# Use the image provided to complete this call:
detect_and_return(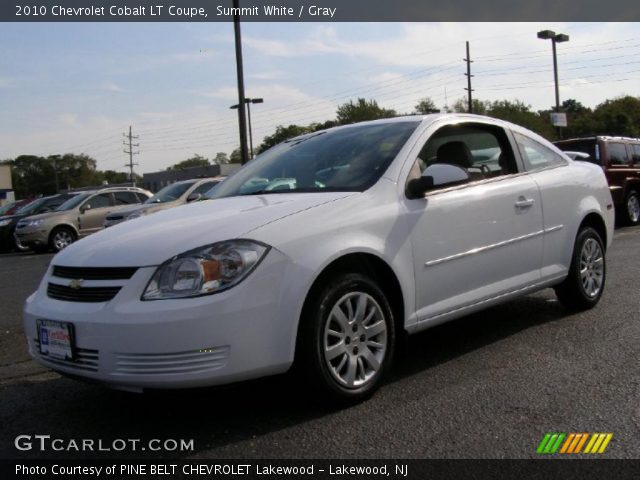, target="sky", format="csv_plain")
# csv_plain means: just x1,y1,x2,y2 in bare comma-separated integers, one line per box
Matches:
1,22,639,174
